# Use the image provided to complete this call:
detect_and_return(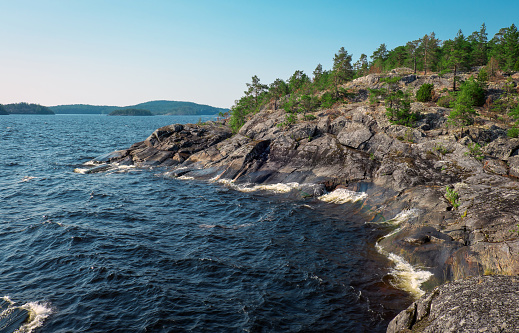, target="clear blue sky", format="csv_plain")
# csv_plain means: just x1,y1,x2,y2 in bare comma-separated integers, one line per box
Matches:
0,0,517,108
